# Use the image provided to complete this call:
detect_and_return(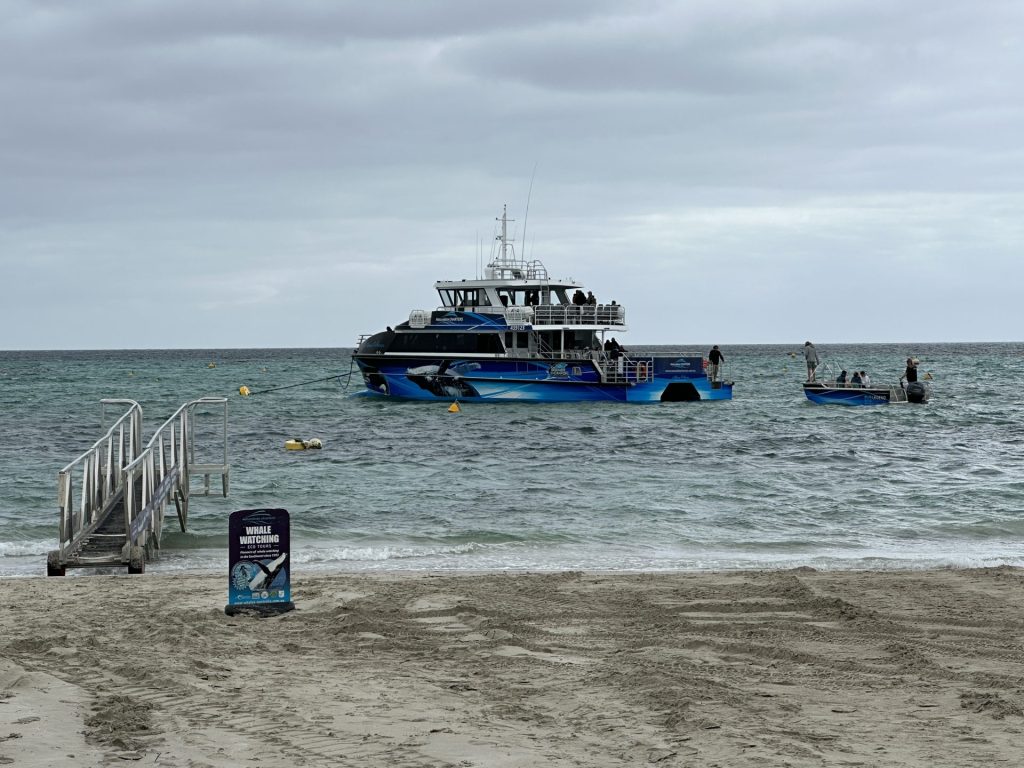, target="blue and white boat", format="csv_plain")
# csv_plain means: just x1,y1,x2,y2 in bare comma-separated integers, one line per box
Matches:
802,362,930,406
353,206,732,403
803,382,913,406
